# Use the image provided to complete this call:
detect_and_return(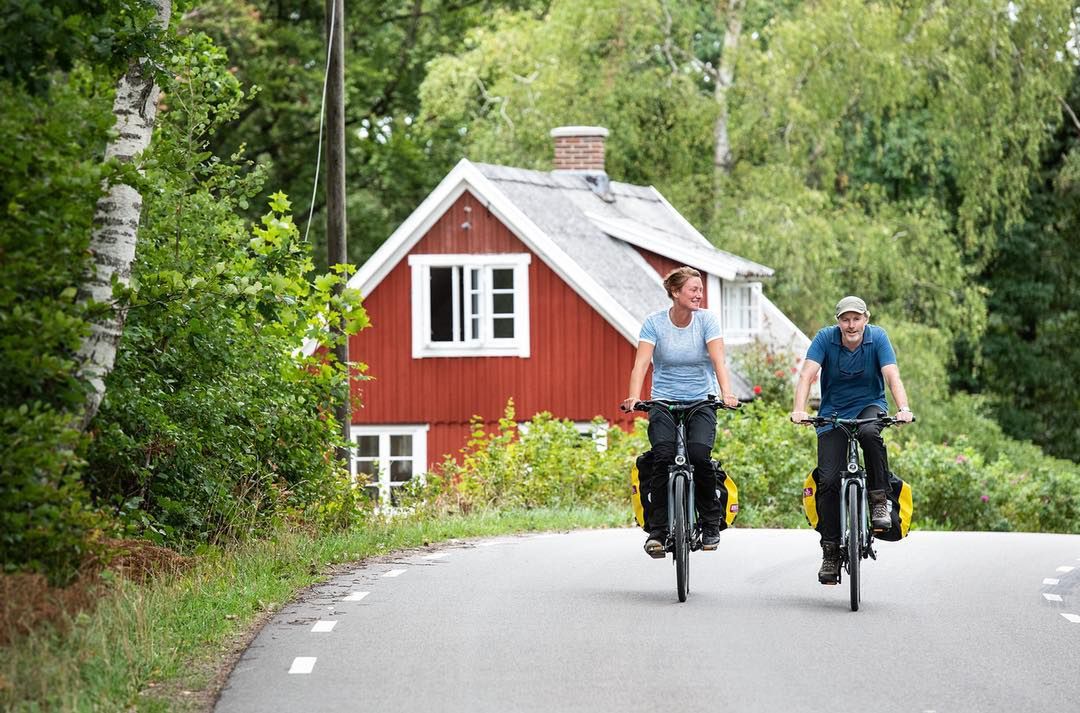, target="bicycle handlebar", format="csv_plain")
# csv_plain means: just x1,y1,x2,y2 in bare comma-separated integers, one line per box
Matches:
631,398,740,414
798,413,915,428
